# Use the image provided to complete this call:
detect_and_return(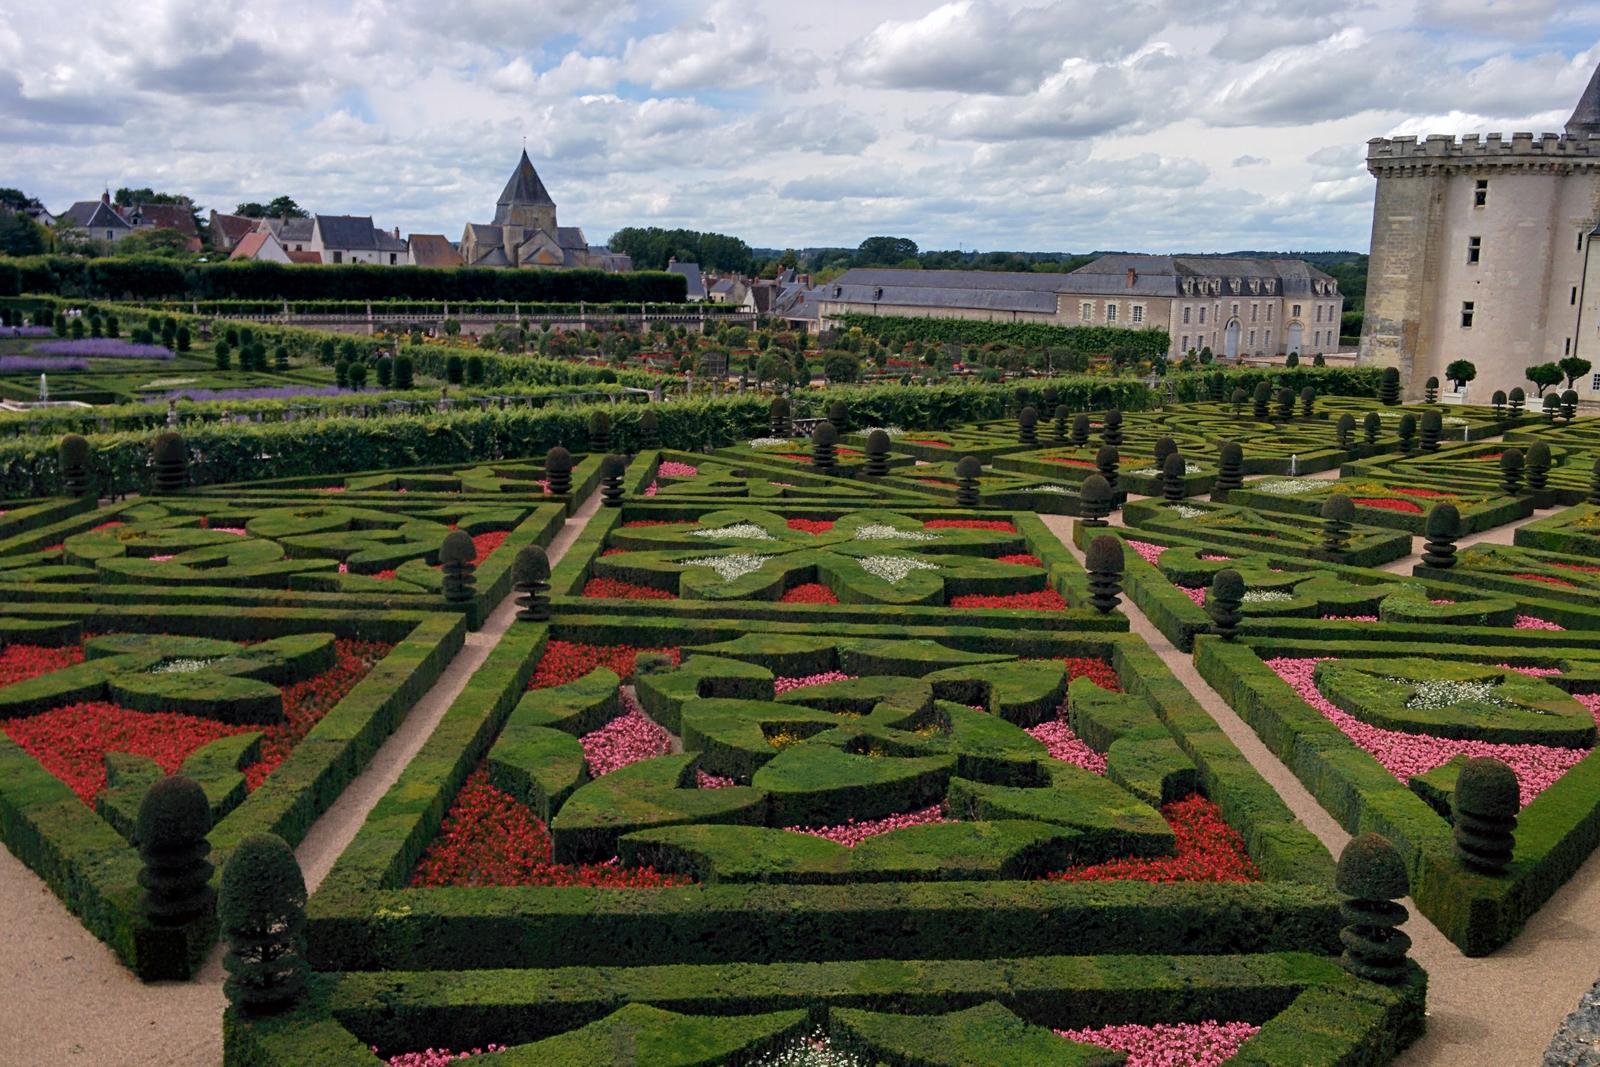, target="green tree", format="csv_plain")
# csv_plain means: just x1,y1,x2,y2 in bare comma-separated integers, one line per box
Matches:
1445,359,1477,390
1558,356,1592,390
0,211,45,256
235,196,307,219
823,351,861,384
755,351,791,387
1525,362,1563,398
855,236,919,265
